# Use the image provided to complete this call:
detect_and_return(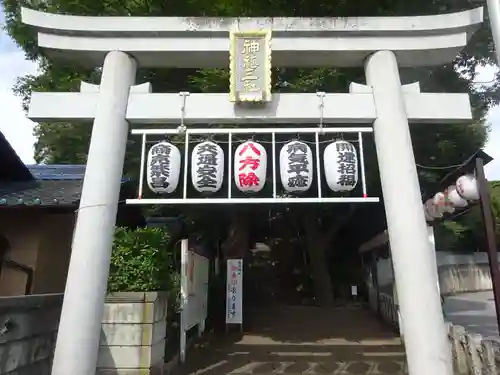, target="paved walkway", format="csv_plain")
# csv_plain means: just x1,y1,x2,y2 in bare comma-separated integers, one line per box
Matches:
443,291,500,339
175,306,406,375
